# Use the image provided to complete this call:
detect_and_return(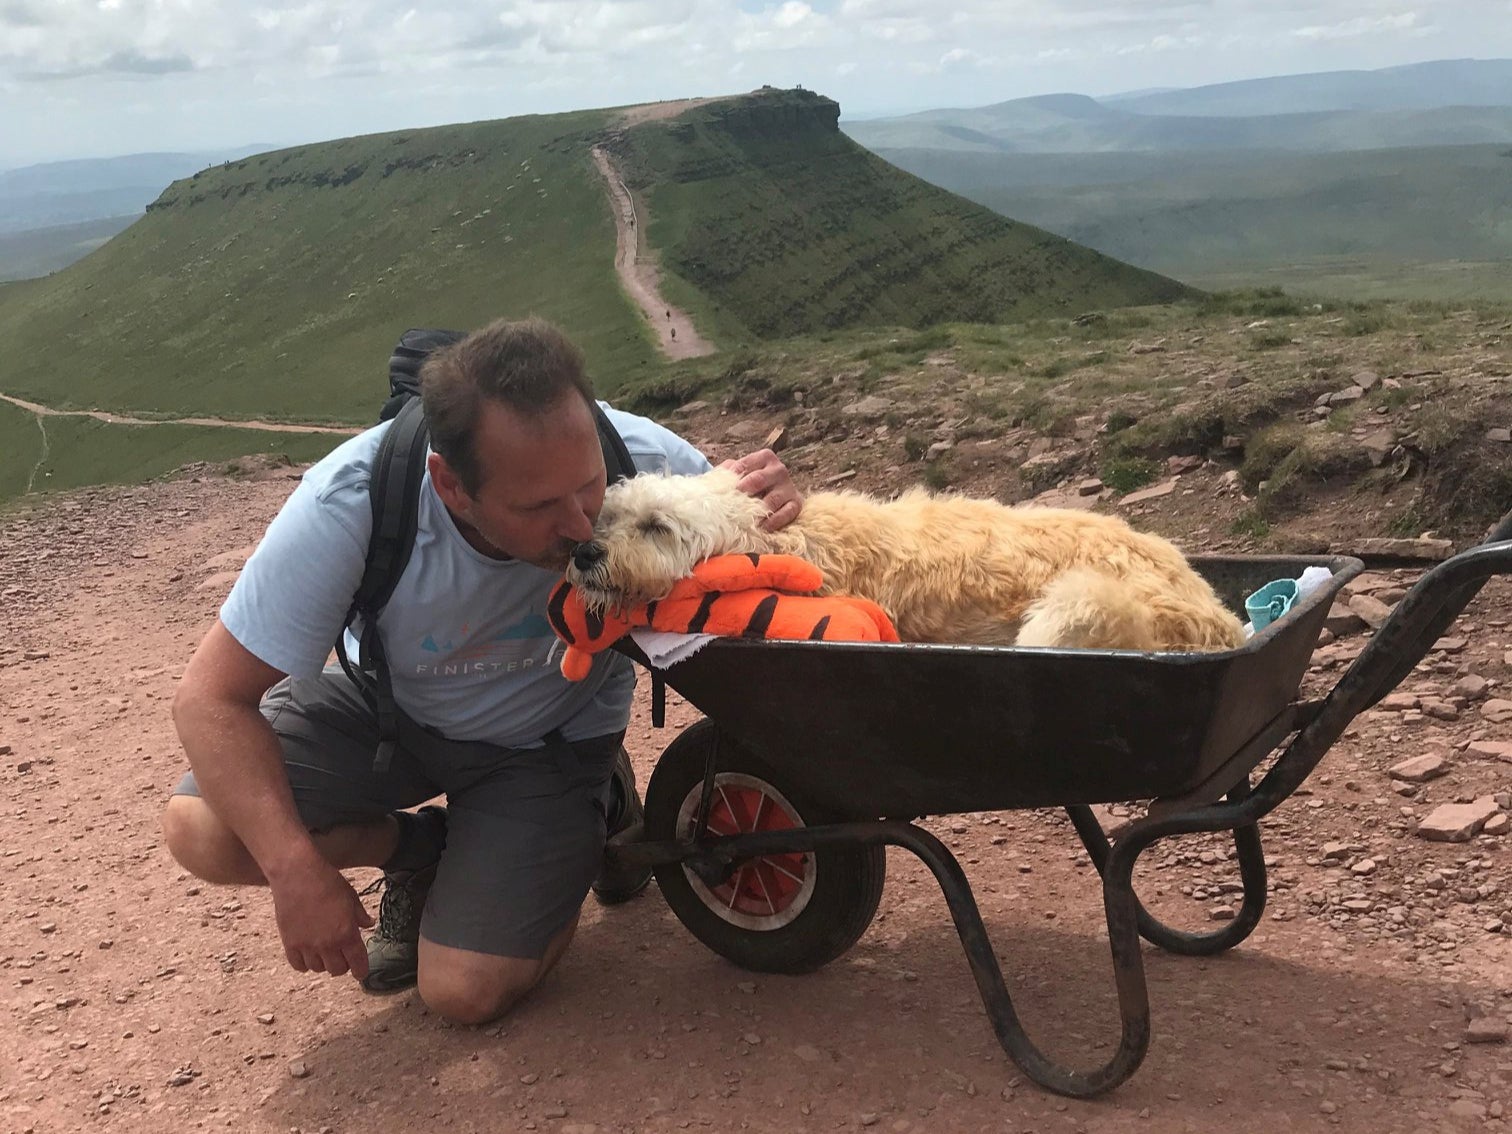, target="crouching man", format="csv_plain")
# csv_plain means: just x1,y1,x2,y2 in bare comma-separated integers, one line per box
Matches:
161,317,801,1024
